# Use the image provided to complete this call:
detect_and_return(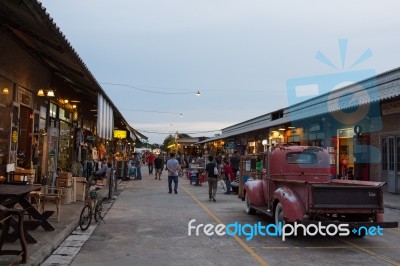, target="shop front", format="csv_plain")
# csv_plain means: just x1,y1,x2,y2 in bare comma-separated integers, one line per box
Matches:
0,77,14,176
